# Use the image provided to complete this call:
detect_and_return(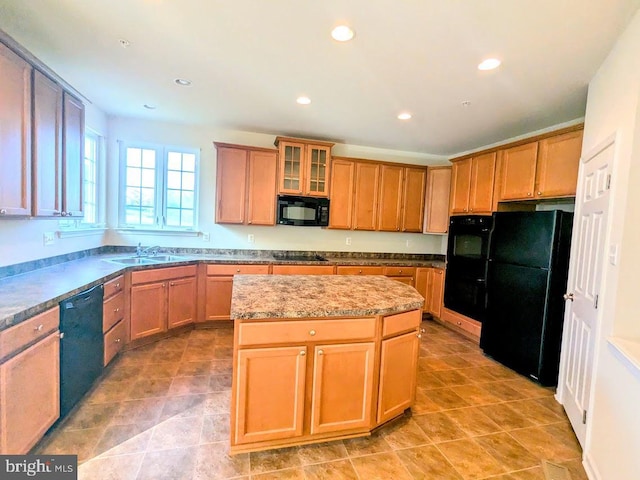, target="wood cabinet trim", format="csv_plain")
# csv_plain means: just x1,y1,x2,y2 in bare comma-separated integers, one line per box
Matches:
213,141,278,154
